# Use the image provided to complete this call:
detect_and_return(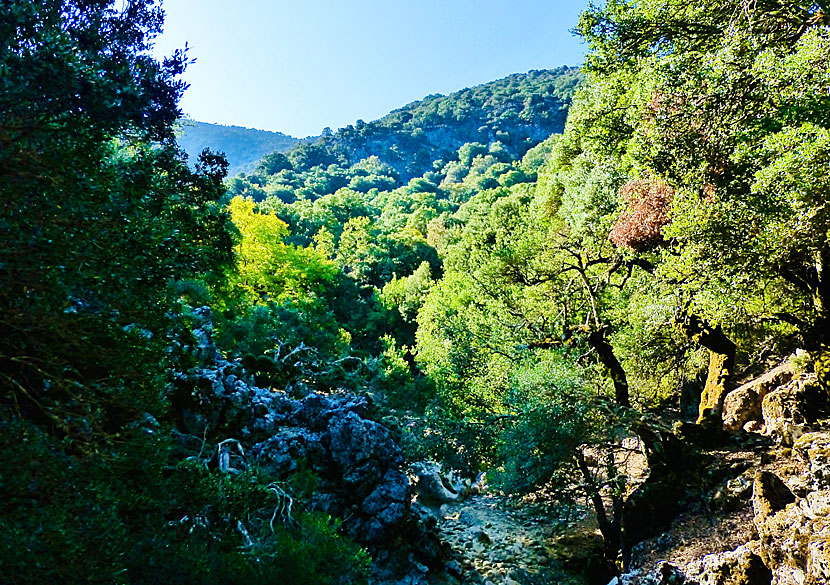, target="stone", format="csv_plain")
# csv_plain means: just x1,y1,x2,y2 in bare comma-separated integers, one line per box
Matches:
762,374,825,446
410,461,470,505
749,478,830,585
170,308,431,582
762,388,804,446
722,363,793,433
684,545,771,585
250,427,321,478
291,392,368,431
607,564,684,585
752,471,796,524
358,470,411,544
807,522,830,583
473,529,491,545
793,432,830,490
445,560,463,578
793,431,830,467
655,562,686,585
328,411,403,500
